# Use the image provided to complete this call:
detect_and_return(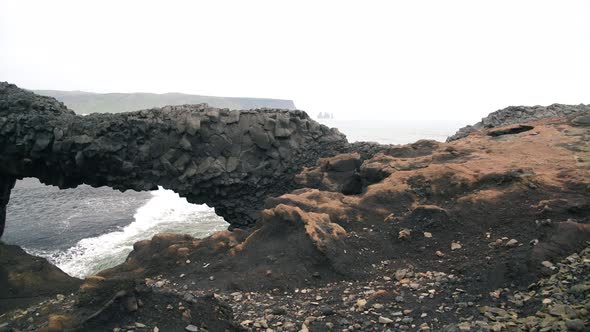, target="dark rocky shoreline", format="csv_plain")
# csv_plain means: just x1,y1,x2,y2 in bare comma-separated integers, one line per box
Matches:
1,84,589,331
